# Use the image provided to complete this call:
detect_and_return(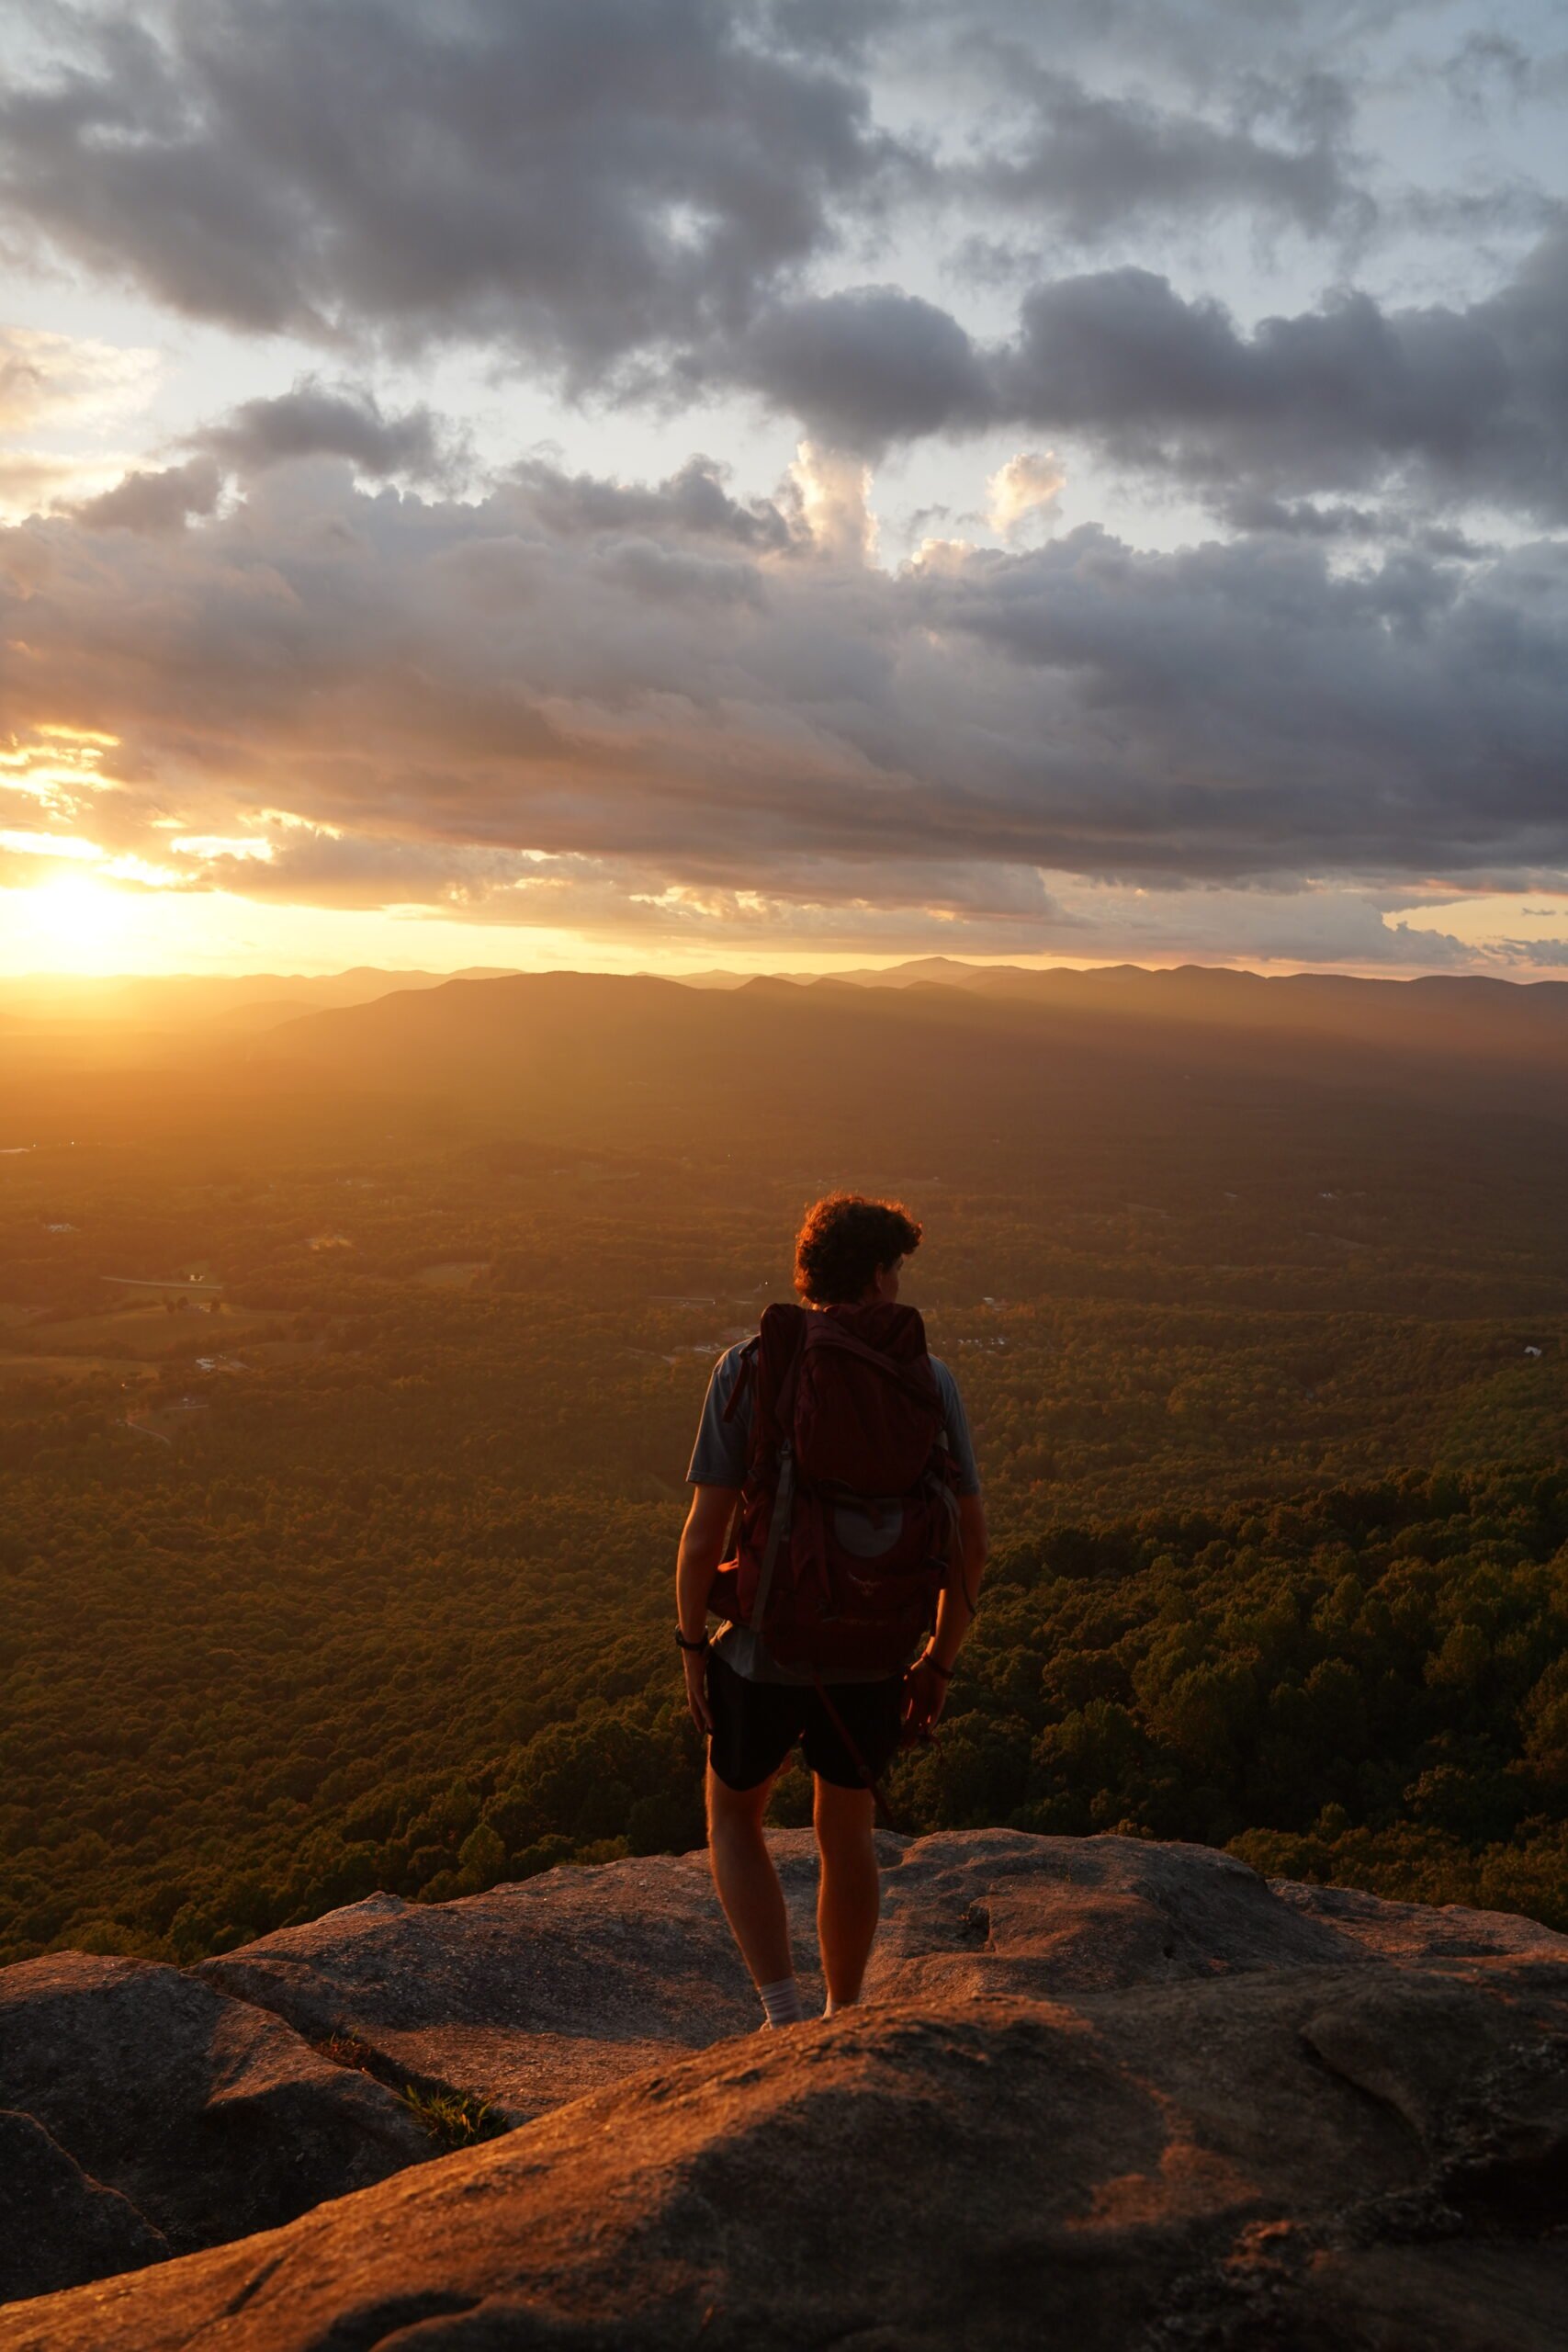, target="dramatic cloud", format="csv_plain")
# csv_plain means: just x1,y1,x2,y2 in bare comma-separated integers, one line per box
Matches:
1,0,1562,967
3,4,1559,517
3,453,1563,933
0,0,897,379
727,288,990,454
197,382,454,482
716,224,1568,519
990,230,1568,518
3,2,1397,402
55,382,457,532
